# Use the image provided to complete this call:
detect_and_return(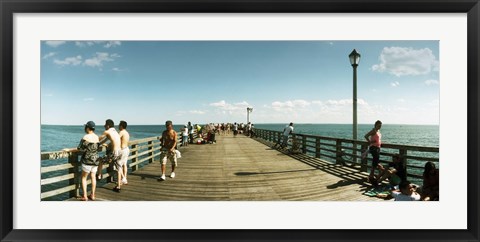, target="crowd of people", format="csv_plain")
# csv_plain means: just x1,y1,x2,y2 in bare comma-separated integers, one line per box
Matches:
363,120,440,201
65,118,438,202
63,119,131,201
